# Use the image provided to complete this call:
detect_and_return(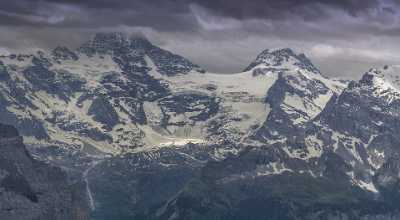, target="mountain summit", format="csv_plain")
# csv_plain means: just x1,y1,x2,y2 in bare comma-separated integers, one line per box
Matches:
244,48,320,74
79,32,205,76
